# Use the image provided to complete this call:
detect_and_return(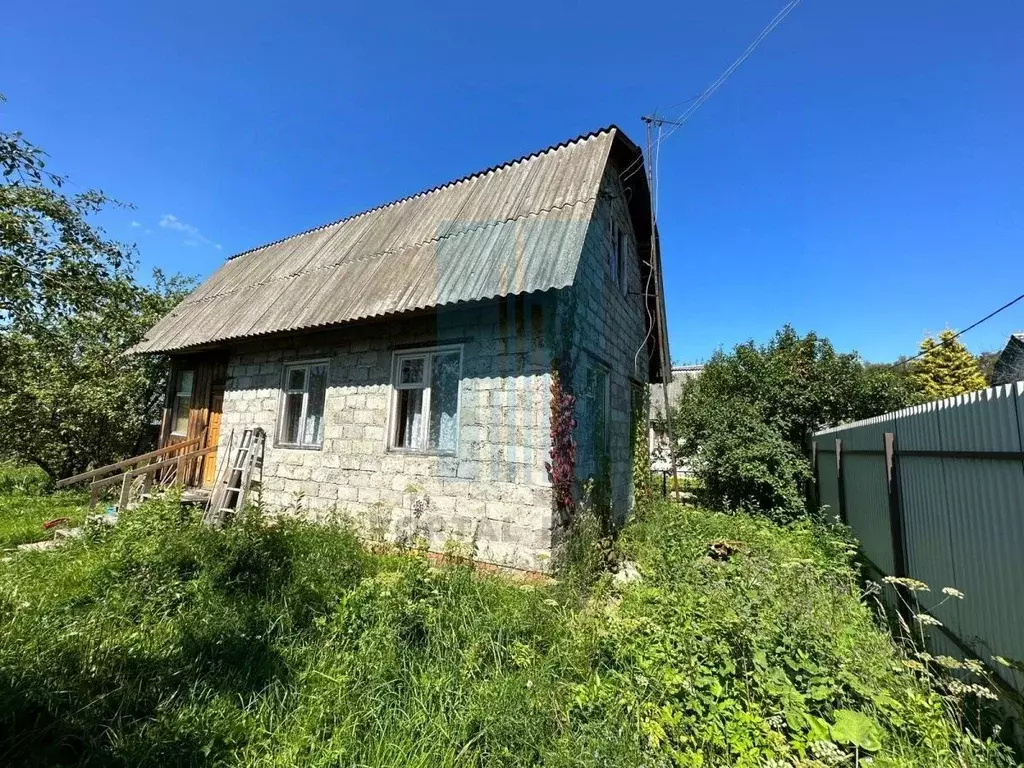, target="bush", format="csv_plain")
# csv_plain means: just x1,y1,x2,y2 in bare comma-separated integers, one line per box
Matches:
674,327,915,521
